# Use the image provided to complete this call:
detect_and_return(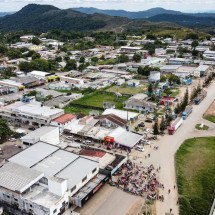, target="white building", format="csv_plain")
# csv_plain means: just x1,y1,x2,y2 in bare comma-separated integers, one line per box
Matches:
0,101,64,127
193,65,210,77
21,126,60,145
203,50,215,61
149,71,161,82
